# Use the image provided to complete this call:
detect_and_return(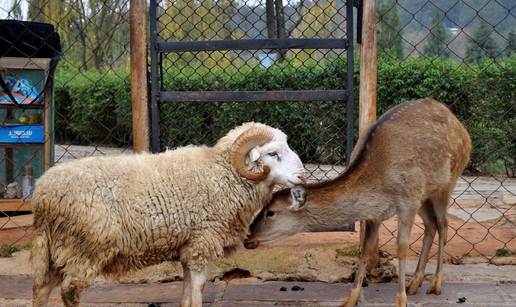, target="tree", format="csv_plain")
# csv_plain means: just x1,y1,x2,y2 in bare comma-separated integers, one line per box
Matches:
266,0,277,39
9,0,23,19
465,21,500,64
265,0,307,62
26,0,129,70
506,30,516,57
423,10,450,59
377,0,403,58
